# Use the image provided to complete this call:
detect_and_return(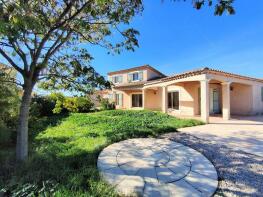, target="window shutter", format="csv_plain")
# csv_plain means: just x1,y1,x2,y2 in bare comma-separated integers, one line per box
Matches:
119,94,123,106
261,87,263,102
138,71,143,81
119,76,123,83
128,73,132,82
